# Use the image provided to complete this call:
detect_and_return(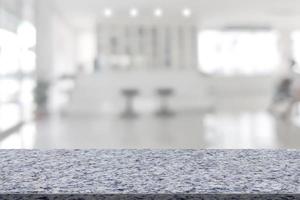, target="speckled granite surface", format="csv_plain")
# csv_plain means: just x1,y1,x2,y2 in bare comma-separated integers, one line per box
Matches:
0,150,299,199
